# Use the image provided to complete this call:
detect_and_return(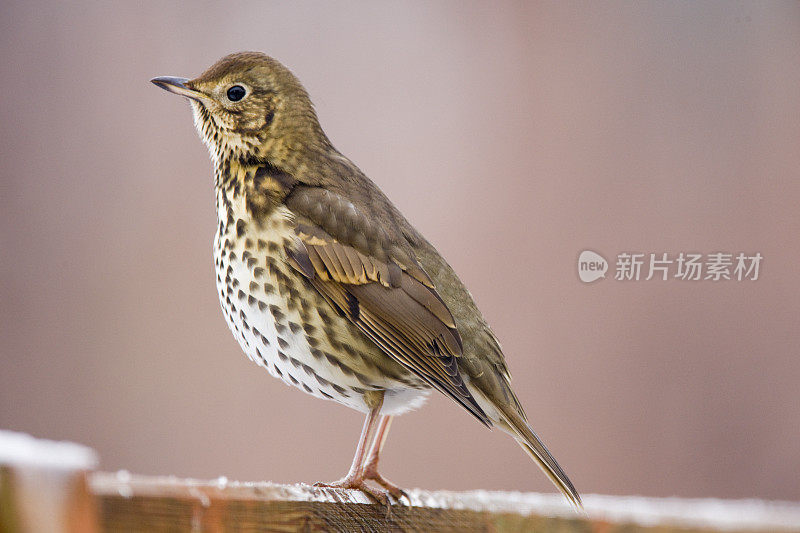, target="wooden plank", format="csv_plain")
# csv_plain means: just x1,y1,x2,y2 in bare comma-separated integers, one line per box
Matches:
0,431,99,533
3,432,799,532
89,473,800,533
